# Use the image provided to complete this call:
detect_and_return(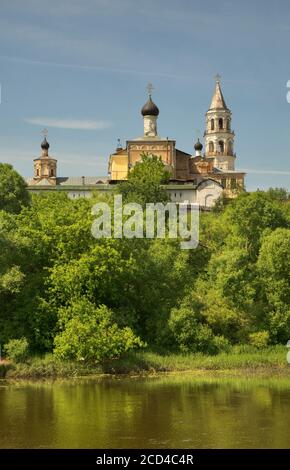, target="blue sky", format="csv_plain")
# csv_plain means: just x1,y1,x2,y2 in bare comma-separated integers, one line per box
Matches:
0,0,289,190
